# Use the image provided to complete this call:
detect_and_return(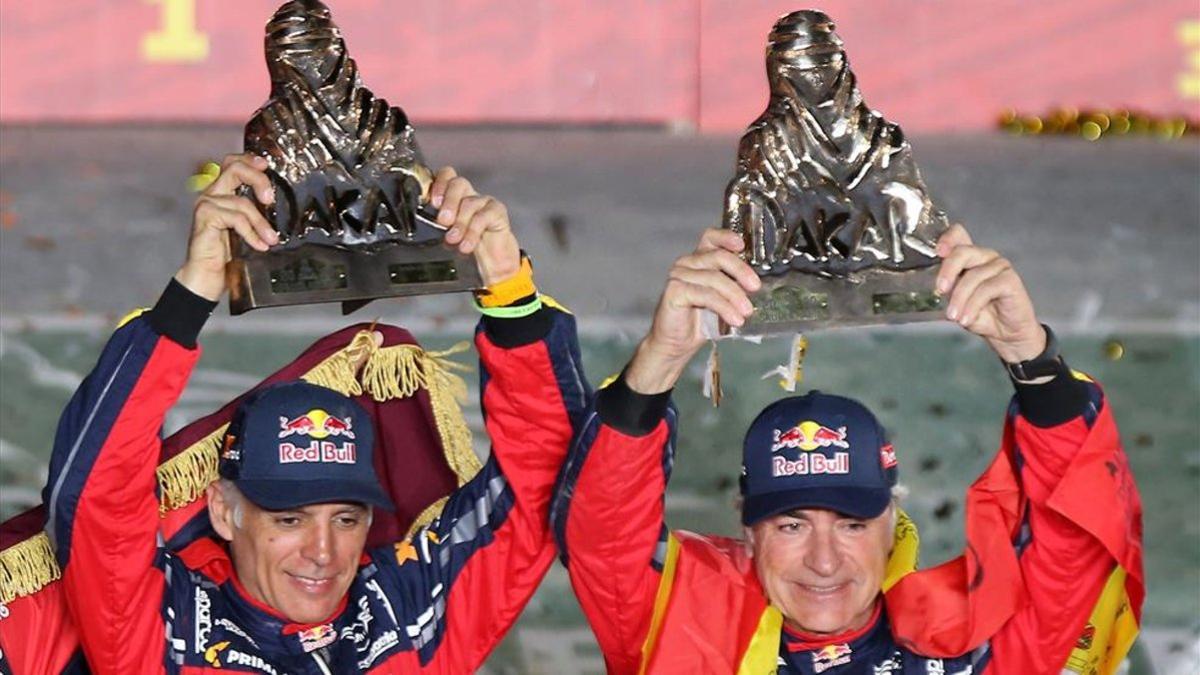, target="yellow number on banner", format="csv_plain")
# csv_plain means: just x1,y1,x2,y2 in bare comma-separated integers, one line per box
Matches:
1180,20,1200,99
141,0,210,63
